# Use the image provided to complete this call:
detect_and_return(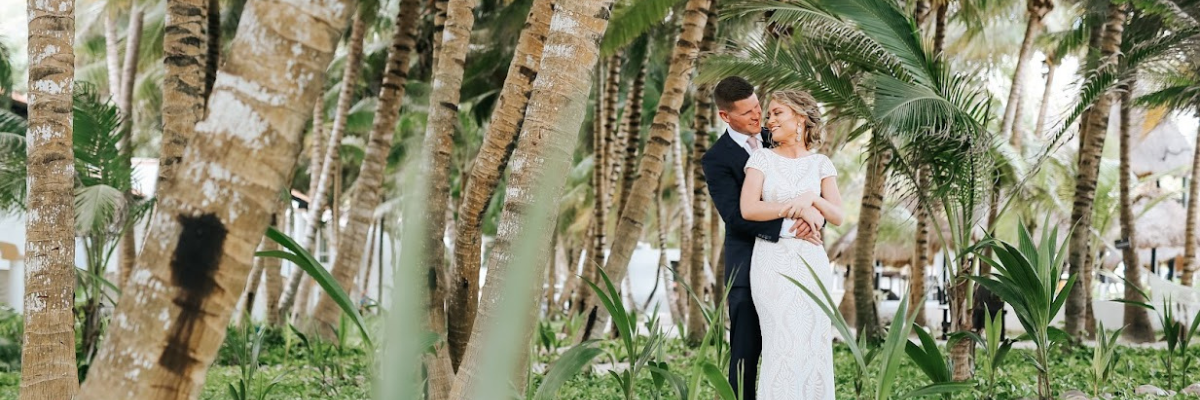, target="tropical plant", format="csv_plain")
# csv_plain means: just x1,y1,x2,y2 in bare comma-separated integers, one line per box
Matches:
972,222,1075,400
947,307,1014,399
583,268,665,400
225,323,287,400
1091,321,1124,397
529,340,604,400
